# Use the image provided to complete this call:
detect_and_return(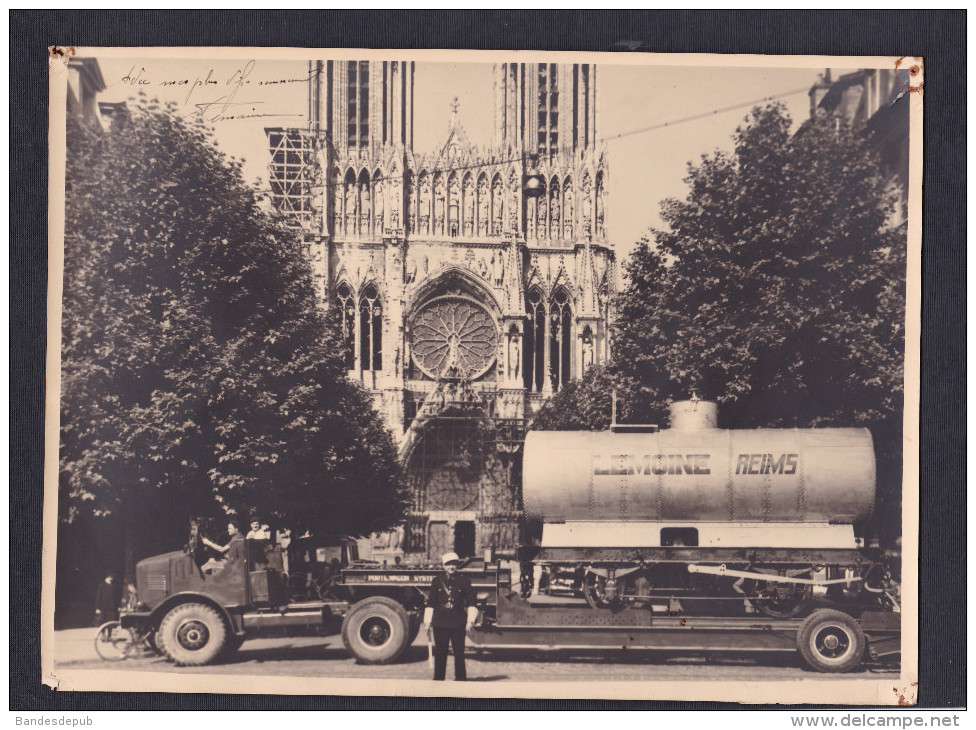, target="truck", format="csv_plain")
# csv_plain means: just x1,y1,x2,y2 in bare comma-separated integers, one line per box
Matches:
119,399,901,673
